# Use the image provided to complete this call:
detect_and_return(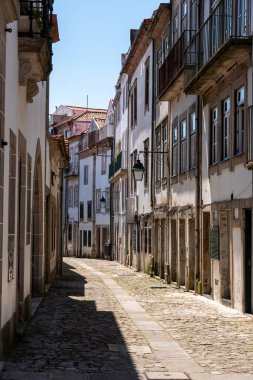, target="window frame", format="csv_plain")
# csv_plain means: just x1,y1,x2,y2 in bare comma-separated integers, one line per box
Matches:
189,111,196,169
79,202,84,221
180,119,187,174
83,165,88,185
234,86,245,156
210,106,218,165
87,200,92,221
172,124,178,177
